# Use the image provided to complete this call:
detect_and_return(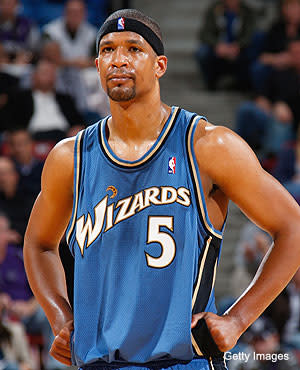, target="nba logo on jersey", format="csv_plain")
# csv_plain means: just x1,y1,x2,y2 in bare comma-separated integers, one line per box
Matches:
168,157,176,174
117,17,125,30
